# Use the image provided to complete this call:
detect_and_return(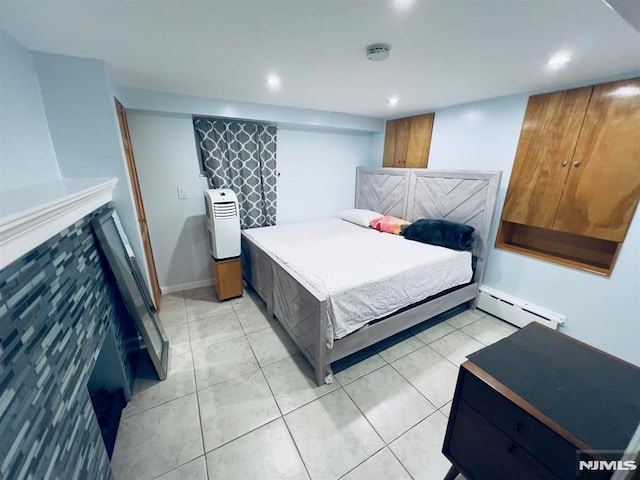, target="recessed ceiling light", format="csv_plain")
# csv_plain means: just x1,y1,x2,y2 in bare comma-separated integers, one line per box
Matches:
388,96,399,106
546,51,572,70
393,0,414,9
266,74,280,88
